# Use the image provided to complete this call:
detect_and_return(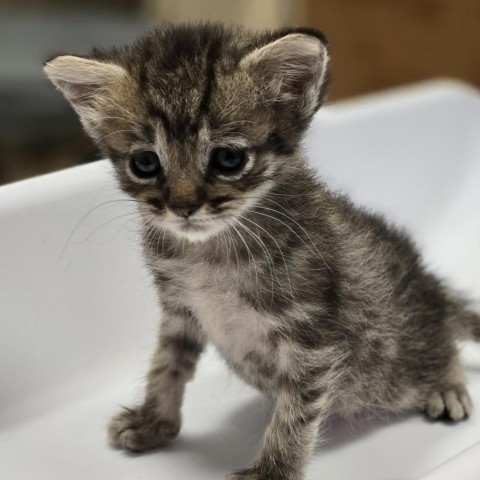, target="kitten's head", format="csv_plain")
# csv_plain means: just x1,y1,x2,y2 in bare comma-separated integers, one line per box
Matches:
44,24,329,243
